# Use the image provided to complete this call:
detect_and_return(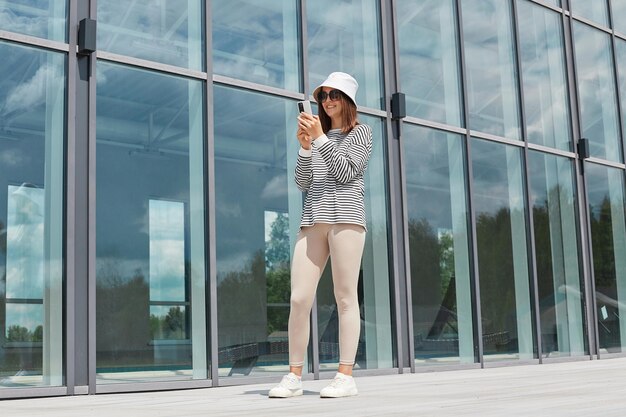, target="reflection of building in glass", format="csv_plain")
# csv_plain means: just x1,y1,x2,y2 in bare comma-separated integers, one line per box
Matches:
3,0,626,400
